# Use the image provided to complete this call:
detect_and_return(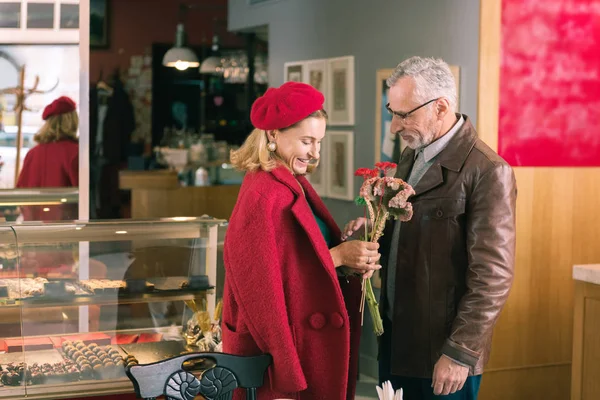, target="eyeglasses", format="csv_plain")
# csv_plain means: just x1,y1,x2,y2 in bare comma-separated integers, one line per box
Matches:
386,98,440,122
